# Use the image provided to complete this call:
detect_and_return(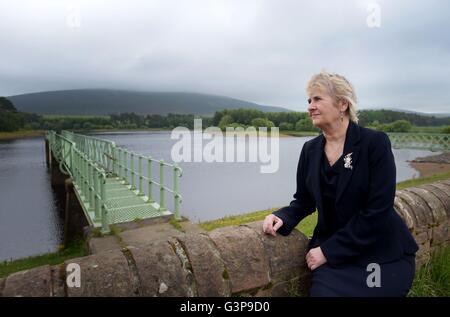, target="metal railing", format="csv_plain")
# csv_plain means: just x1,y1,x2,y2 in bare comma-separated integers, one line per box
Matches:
114,147,183,217
62,130,116,172
47,132,110,232
388,133,449,152
46,130,183,232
